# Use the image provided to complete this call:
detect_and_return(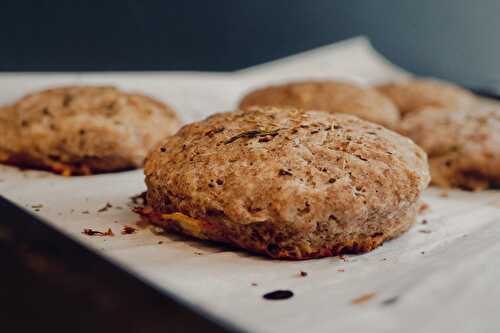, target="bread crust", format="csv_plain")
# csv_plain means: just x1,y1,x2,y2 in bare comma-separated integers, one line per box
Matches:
0,86,181,174
144,107,430,259
376,79,476,115
398,106,500,190
239,81,400,128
